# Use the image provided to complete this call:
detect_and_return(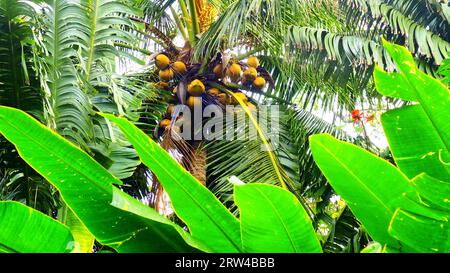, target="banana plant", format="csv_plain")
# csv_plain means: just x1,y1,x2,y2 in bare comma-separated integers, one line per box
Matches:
310,40,450,253
0,105,321,253
0,201,75,253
